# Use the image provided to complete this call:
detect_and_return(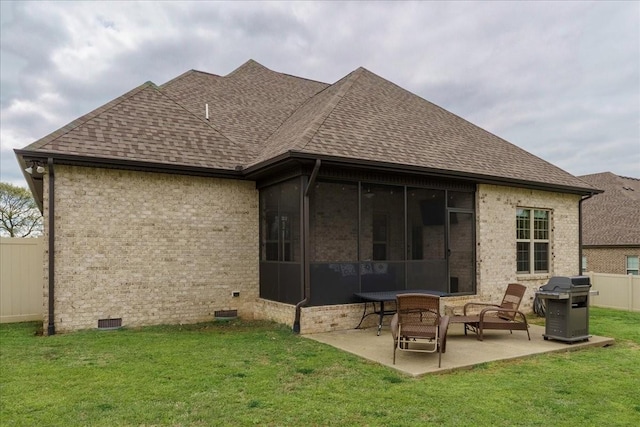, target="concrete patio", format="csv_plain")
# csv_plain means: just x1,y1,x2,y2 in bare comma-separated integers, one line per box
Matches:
305,322,615,377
